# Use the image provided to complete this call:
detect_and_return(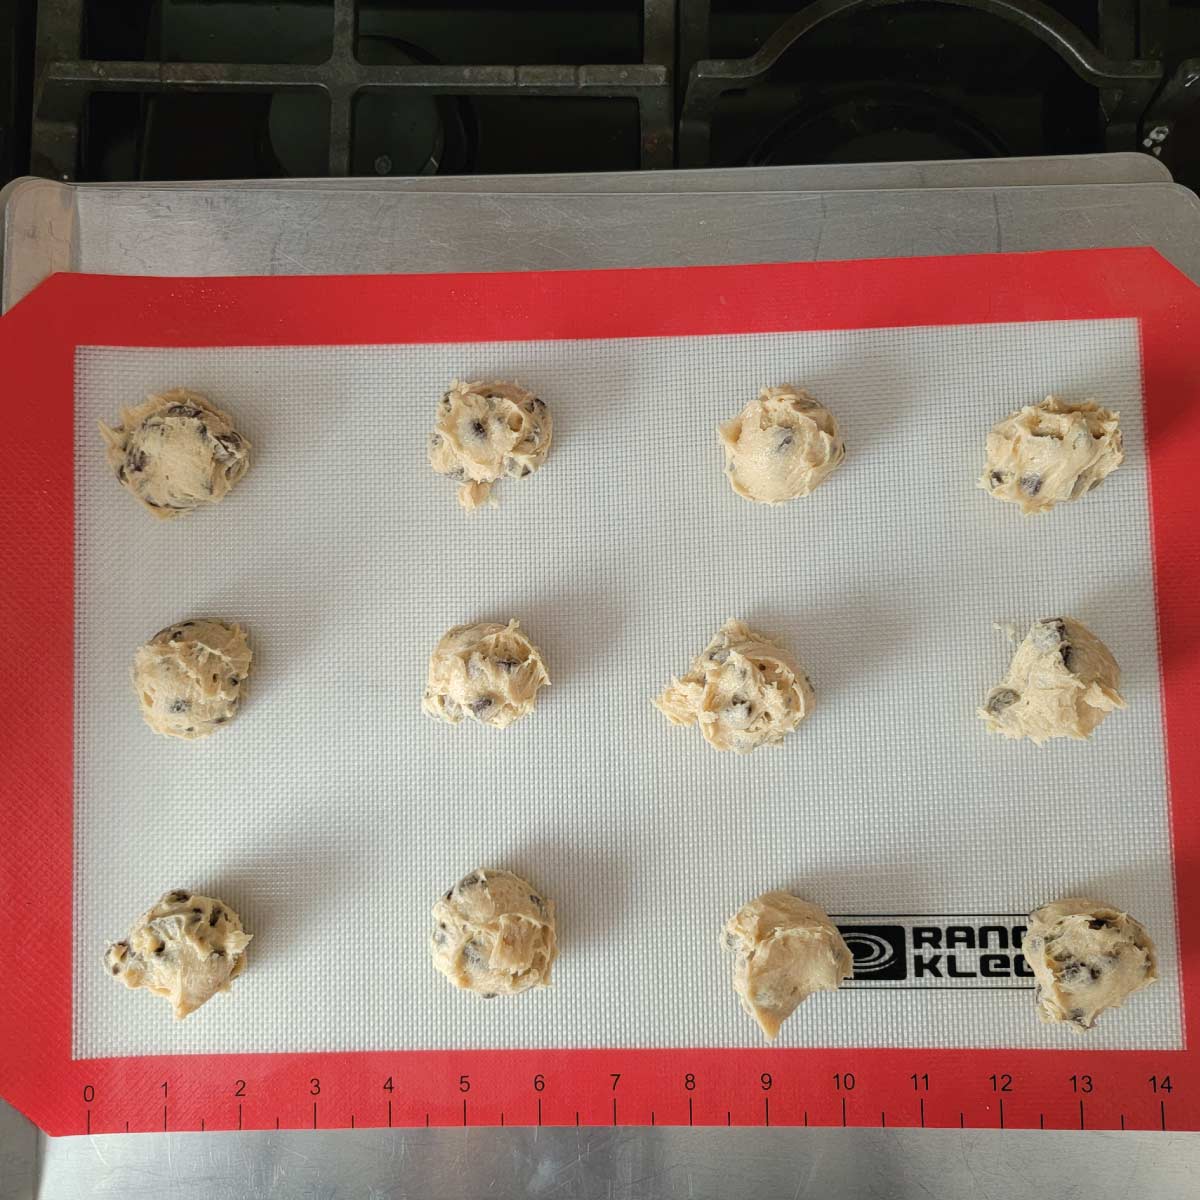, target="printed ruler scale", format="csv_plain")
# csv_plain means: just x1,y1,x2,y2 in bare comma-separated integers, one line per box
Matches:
61,1048,1196,1134
1,250,1198,1136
